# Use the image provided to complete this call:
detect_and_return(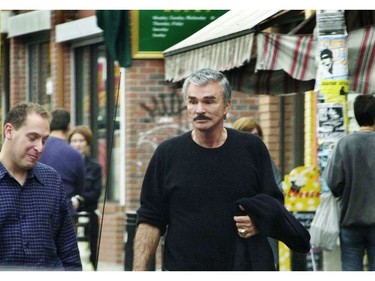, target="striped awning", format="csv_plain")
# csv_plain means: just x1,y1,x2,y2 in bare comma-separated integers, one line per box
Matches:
254,25,375,95
163,10,282,82
164,34,255,82
255,33,316,81
164,9,375,95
